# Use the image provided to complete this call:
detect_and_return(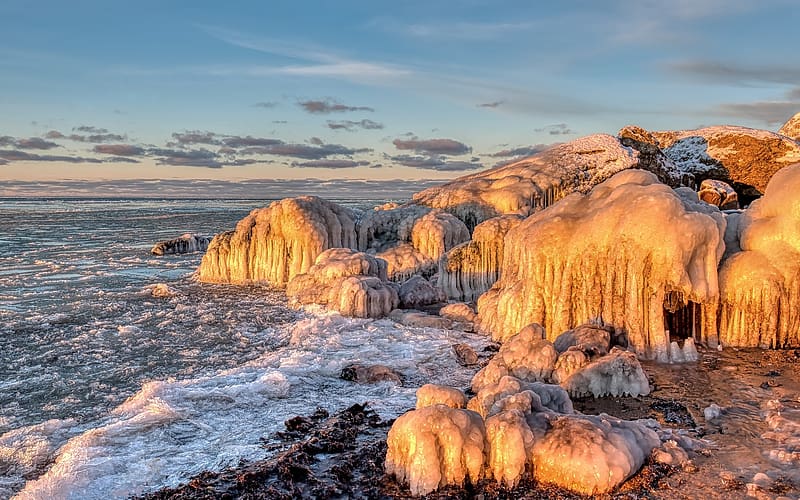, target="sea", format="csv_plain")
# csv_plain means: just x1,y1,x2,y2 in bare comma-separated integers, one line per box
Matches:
0,198,488,499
